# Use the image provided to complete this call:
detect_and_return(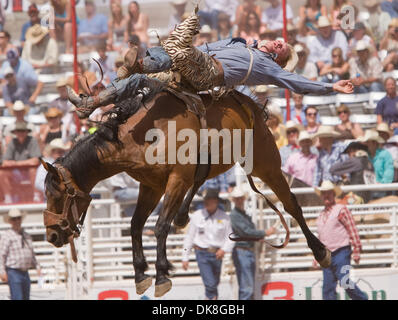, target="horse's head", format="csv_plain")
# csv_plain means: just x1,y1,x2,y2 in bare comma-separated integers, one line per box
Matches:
41,160,92,258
